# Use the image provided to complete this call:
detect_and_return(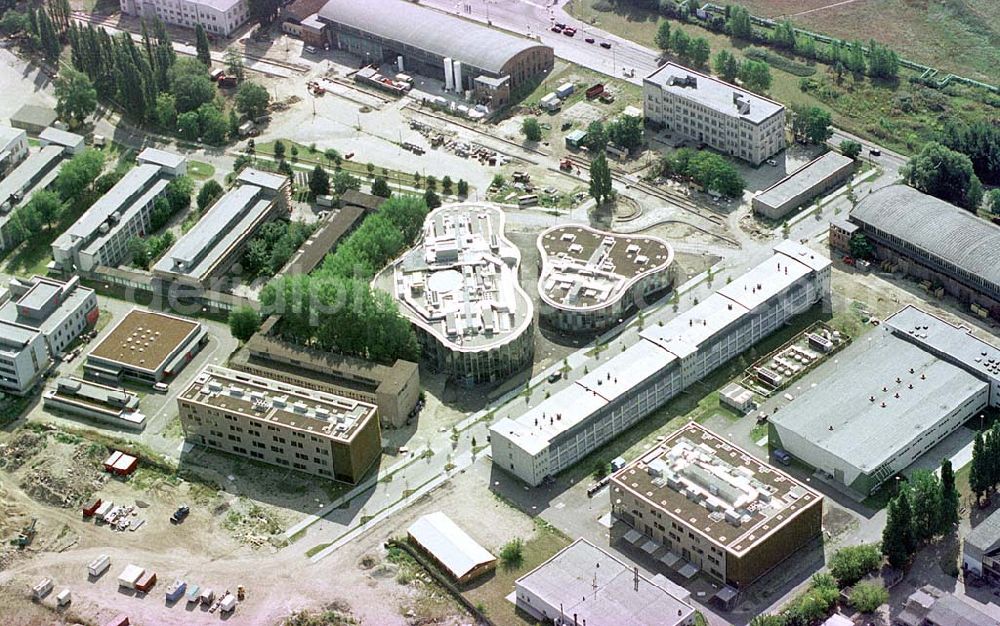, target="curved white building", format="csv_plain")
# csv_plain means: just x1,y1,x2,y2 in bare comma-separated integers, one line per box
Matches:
537,225,675,333
376,203,534,384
